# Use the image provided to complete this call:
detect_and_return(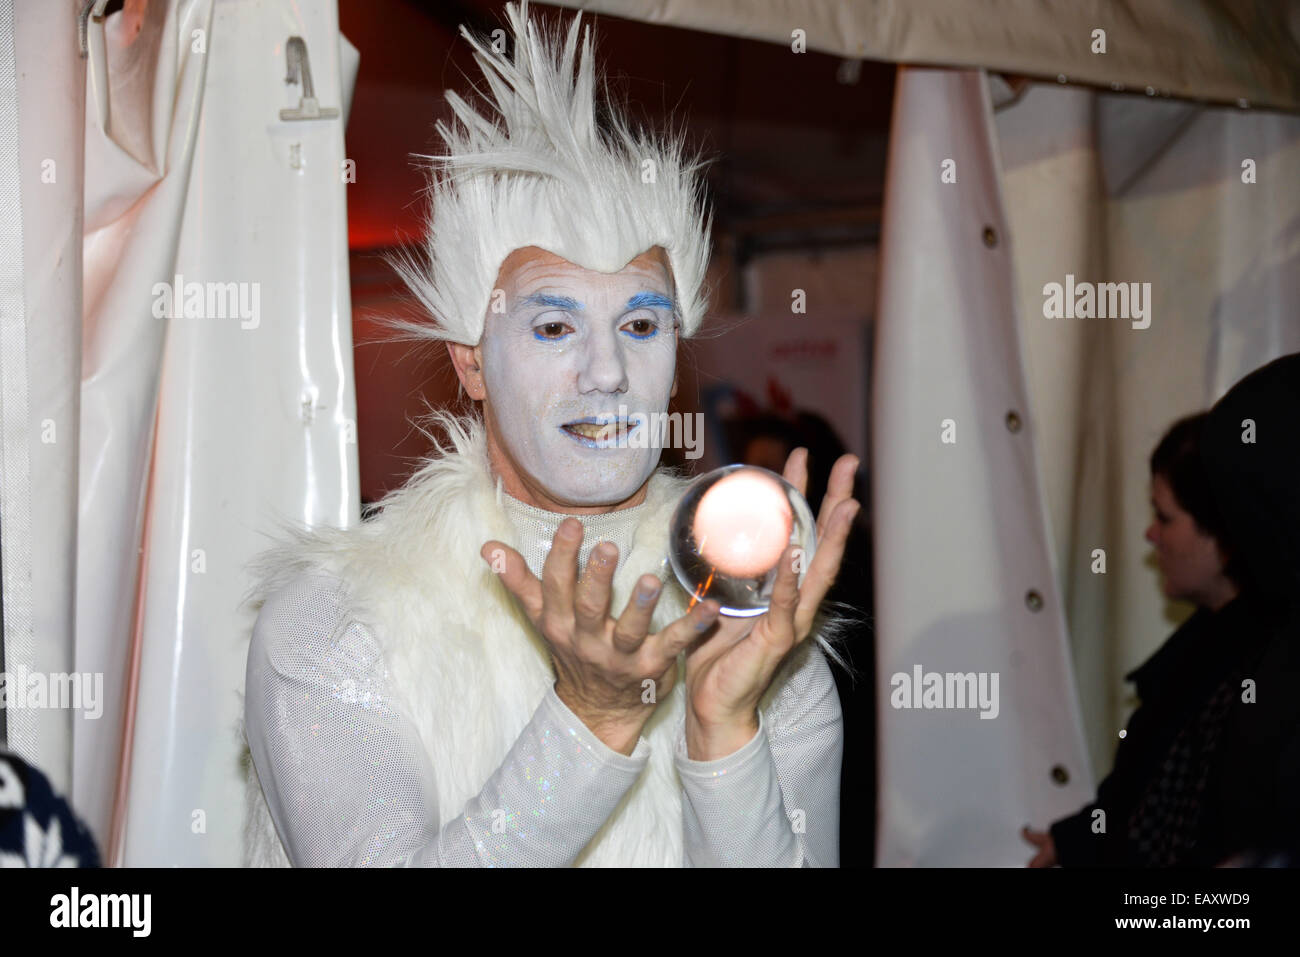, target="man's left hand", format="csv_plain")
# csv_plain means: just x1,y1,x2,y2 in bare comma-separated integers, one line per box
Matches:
683,448,860,761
